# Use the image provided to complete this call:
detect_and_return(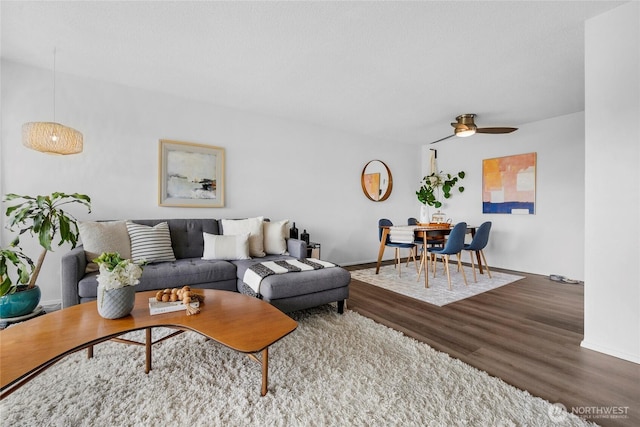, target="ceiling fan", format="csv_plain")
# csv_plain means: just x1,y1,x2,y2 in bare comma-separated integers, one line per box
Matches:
430,114,518,144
